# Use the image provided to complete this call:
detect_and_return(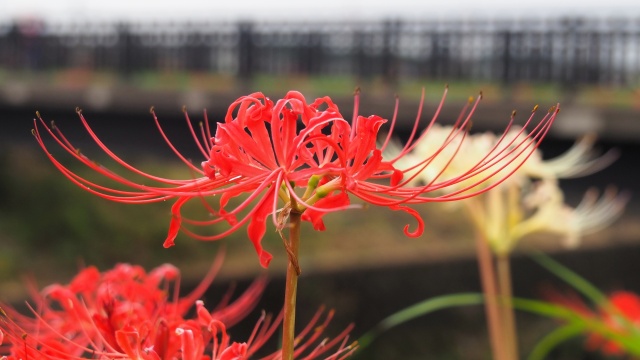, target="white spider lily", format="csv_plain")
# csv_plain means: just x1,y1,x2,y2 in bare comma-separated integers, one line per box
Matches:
395,124,628,254
478,179,629,254
416,125,517,189
519,133,619,179
402,125,619,187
